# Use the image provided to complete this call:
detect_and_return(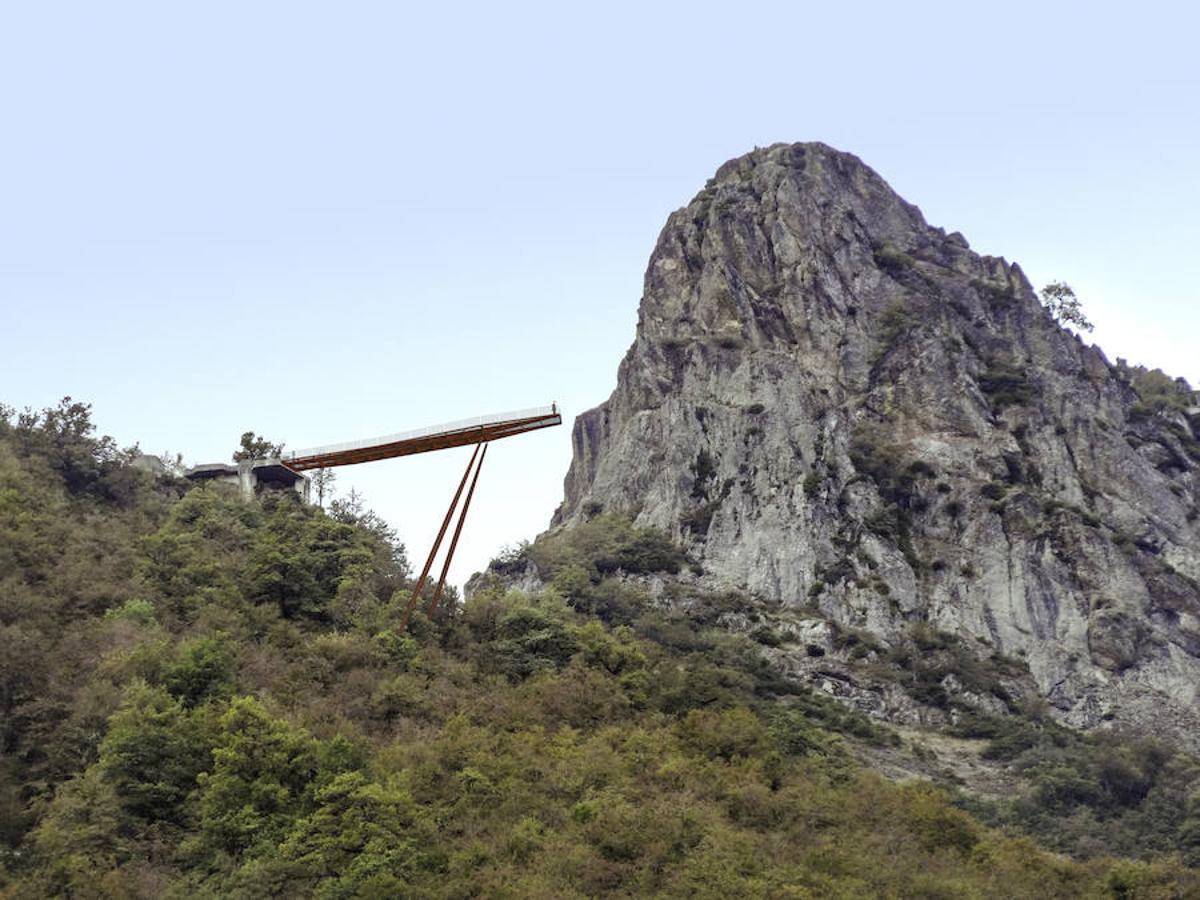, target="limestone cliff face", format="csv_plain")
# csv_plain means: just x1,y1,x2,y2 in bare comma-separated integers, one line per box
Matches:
555,143,1200,745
